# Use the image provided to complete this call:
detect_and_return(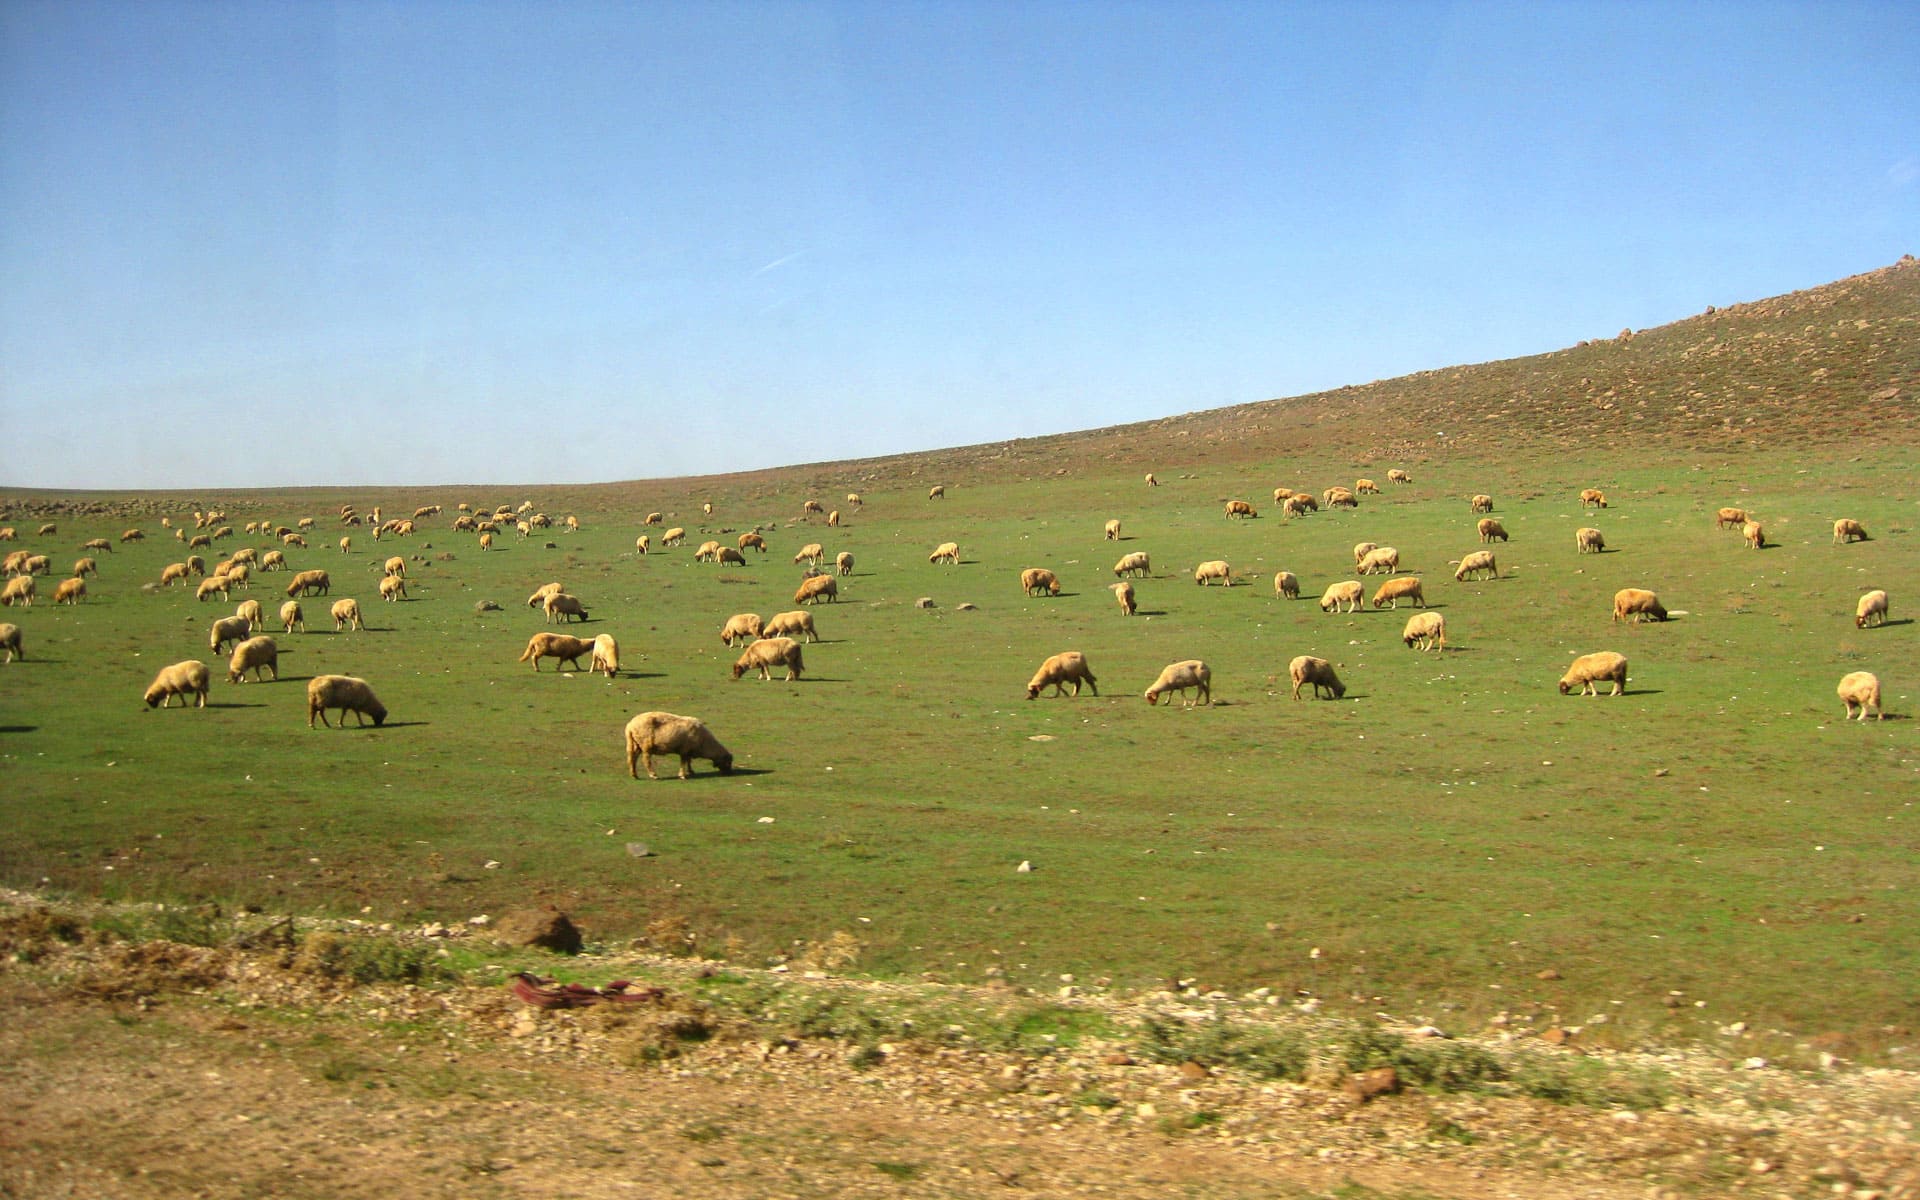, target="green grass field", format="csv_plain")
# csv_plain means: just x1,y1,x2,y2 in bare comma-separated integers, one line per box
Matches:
4,431,1914,1056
